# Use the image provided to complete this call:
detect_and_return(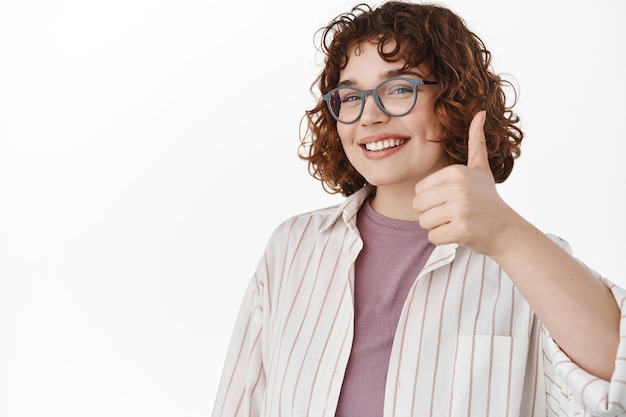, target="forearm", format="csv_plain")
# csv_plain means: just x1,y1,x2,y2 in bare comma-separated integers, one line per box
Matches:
490,209,620,381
